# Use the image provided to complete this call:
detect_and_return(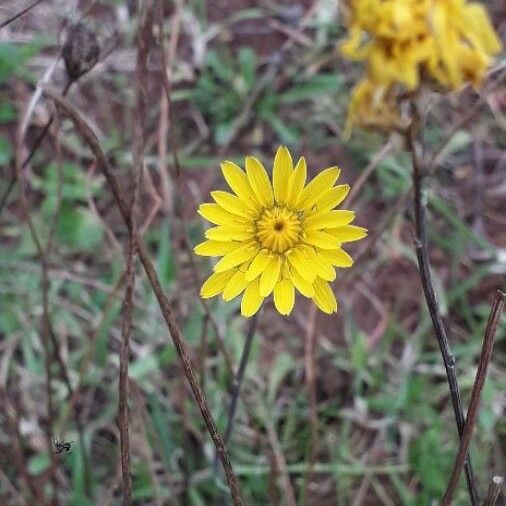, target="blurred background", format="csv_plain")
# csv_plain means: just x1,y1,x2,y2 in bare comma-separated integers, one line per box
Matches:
0,1,505,505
